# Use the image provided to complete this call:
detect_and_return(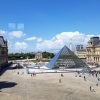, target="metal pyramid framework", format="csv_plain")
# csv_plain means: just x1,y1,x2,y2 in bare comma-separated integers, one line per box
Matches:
48,45,89,70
